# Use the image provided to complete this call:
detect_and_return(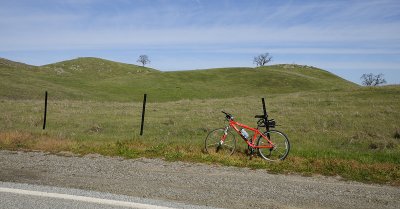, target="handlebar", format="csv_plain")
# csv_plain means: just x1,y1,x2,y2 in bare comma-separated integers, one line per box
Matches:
221,111,233,120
